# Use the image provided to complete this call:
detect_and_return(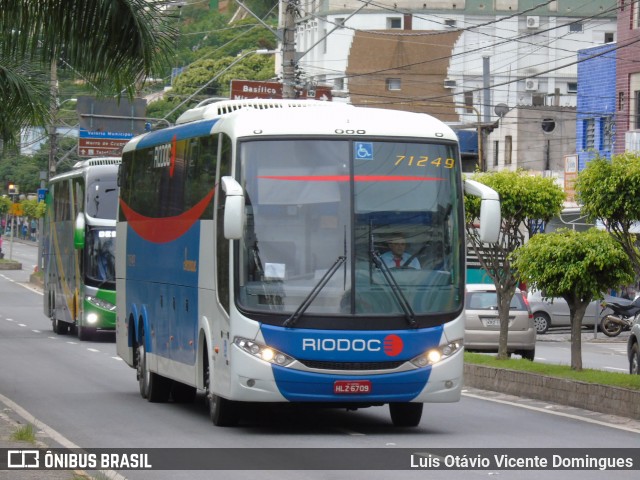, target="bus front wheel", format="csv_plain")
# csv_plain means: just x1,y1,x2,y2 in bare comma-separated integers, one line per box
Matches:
204,348,239,426
389,402,423,427
136,329,171,403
